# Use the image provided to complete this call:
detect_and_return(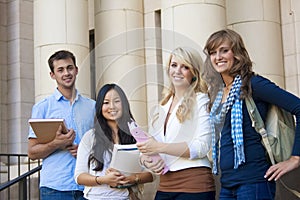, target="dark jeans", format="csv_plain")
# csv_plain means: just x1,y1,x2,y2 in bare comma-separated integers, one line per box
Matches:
219,181,276,200
155,191,216,200
40,187,86,200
